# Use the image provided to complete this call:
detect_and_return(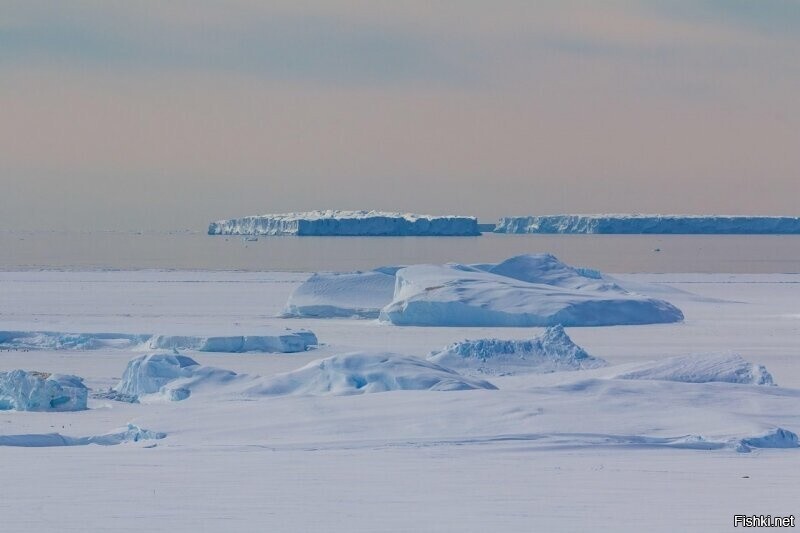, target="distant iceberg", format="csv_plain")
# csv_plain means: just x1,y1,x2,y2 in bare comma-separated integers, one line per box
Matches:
494,214,800,234
208,210,480,236
0,370,88,411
